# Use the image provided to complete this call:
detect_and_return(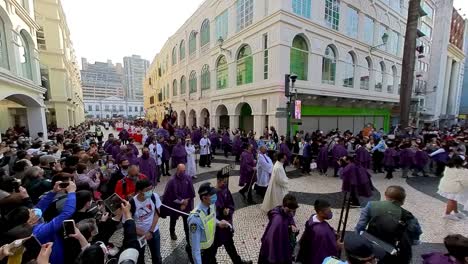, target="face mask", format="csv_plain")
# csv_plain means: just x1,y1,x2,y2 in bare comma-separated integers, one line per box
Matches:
325,211,333,220
210,194,217,204
32,208,42,219
142,153,149,158
121,165,129,170
144,191,153,199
